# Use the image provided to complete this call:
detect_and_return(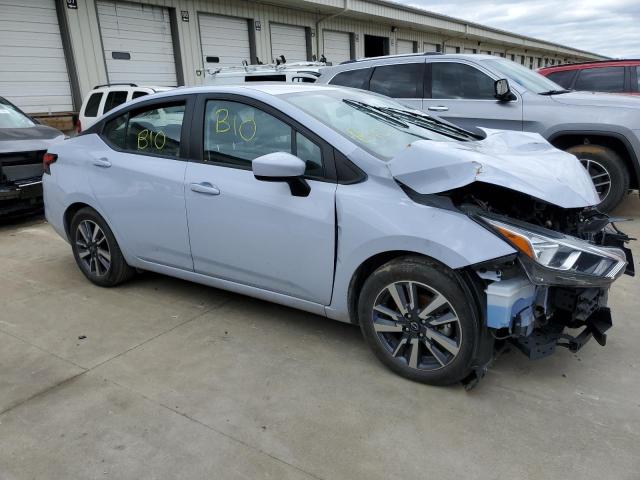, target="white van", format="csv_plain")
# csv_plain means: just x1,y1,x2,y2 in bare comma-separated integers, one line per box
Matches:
204,61,323,85
77,84,174,133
